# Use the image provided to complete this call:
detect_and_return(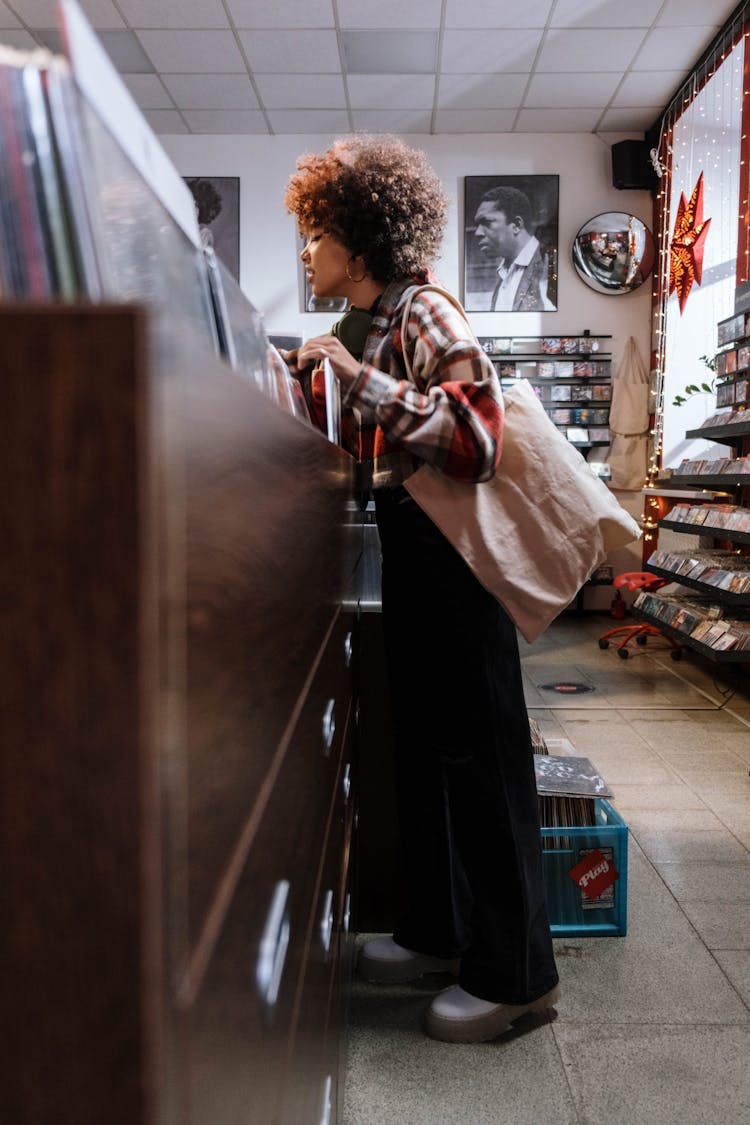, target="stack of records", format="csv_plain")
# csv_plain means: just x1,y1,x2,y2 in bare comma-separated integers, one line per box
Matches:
0,1,310,425
0,46,99,299
528,719,612,828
